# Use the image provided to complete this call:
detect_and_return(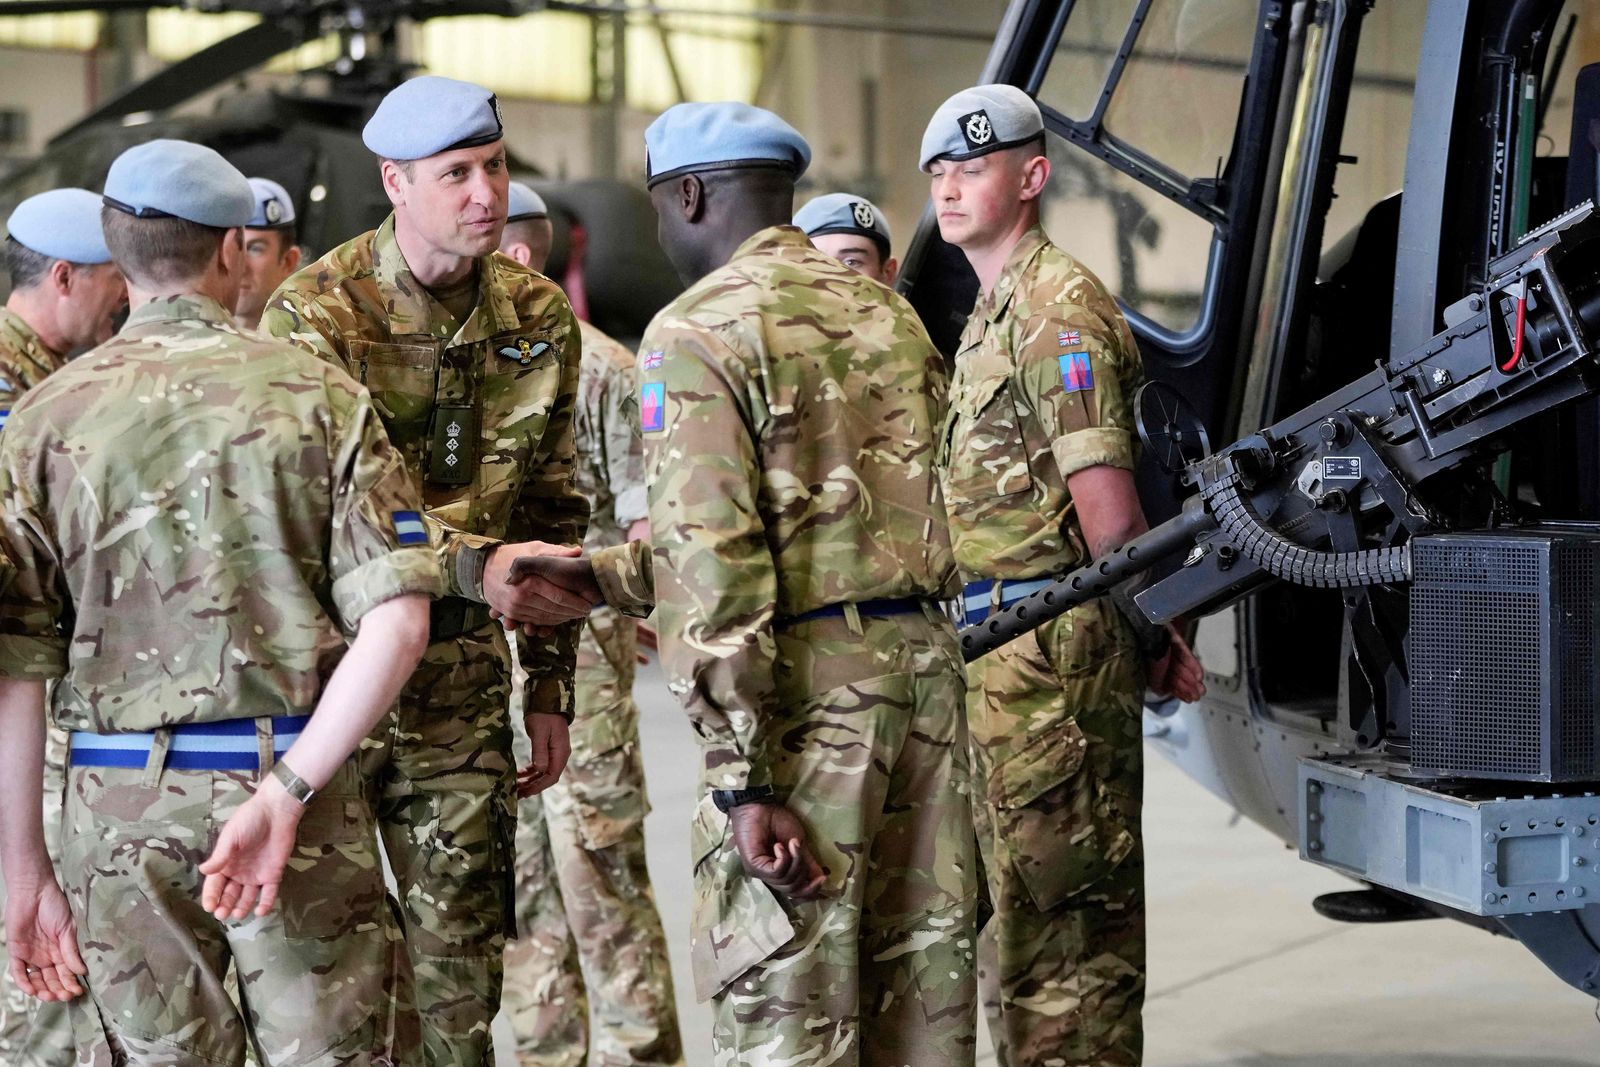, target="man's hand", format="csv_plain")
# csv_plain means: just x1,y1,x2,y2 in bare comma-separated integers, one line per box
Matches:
6,881,85,1002
1148,627,1206,703
516,712,572,797
507,553,603,609
198,785,304,921
484,542,597,629
729,803,827,901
